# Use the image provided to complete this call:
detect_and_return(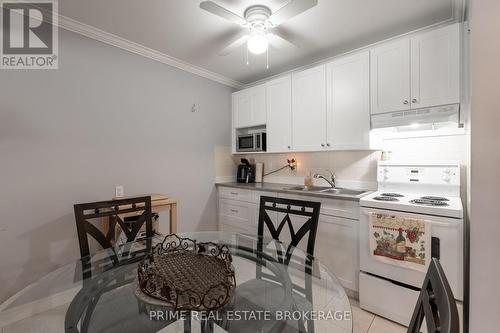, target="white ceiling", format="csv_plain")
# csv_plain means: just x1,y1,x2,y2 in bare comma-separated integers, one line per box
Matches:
59,0,457,85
